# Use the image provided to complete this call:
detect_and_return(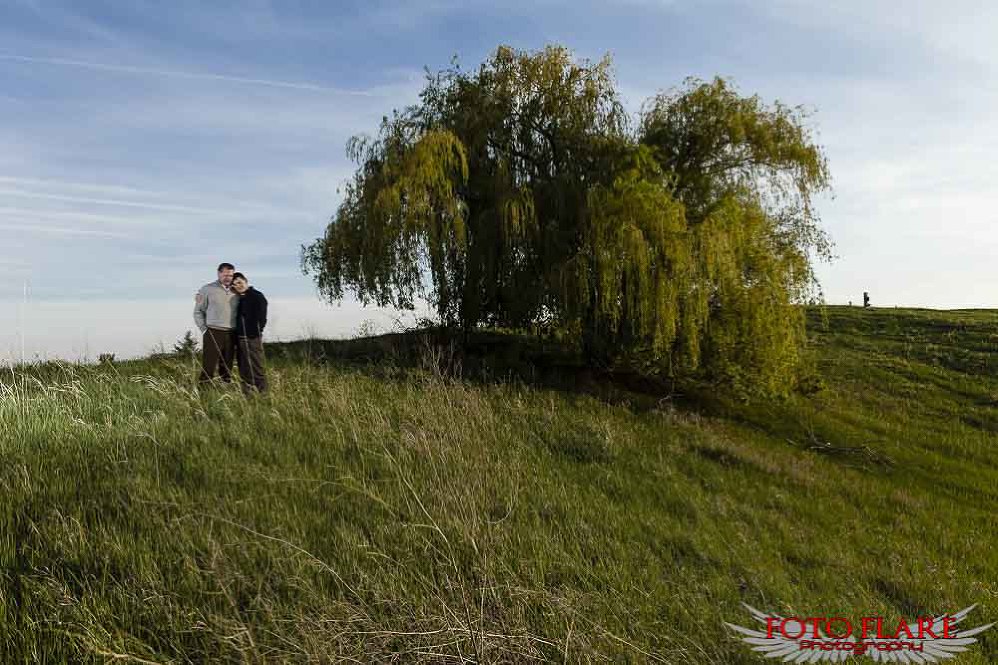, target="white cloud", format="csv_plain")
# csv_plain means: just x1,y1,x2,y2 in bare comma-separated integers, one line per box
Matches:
750,0,998,69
